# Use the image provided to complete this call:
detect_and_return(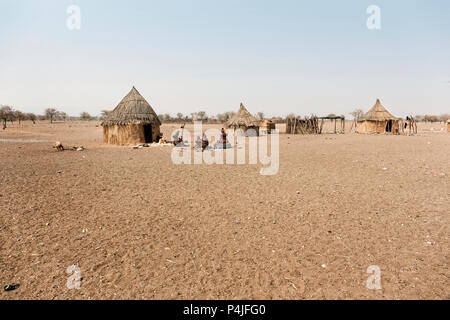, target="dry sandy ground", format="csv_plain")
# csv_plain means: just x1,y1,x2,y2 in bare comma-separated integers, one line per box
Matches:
0,121,449,300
